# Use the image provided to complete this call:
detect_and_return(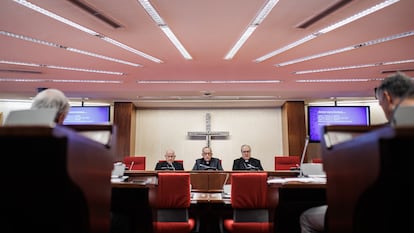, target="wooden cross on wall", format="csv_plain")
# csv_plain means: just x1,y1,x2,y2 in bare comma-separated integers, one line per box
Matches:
187,113,229,147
